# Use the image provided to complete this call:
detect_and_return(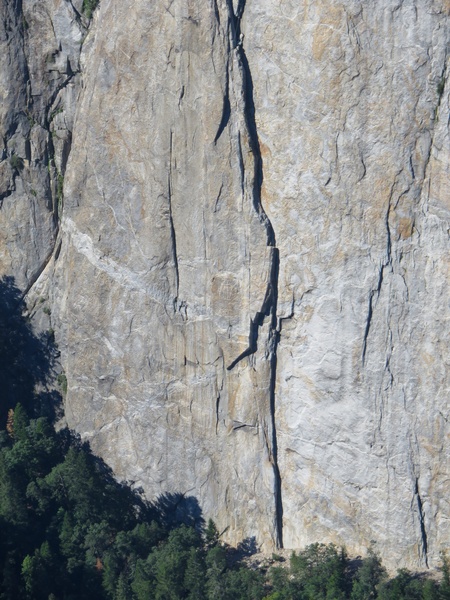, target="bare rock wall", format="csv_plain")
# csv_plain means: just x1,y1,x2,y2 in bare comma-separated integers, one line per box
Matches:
1,0,449,570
